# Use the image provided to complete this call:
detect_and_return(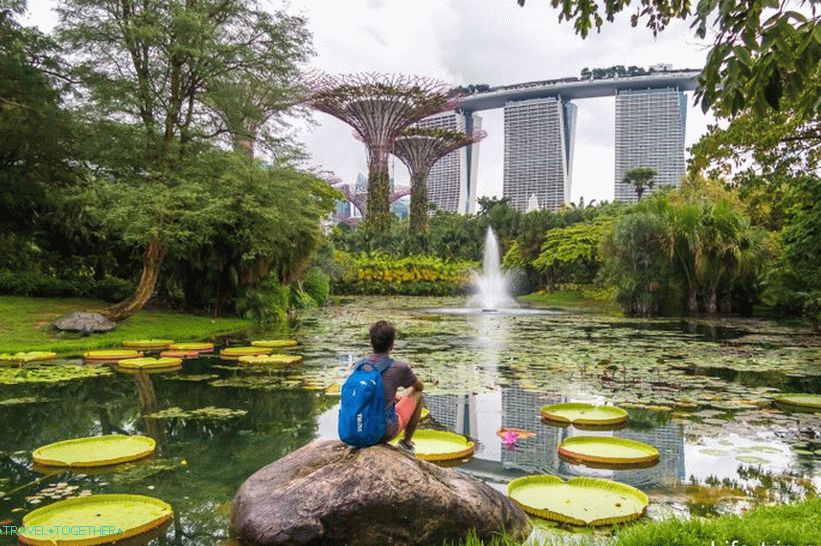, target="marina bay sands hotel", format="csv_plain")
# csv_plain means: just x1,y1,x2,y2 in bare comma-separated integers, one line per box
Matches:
419,66,699,213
